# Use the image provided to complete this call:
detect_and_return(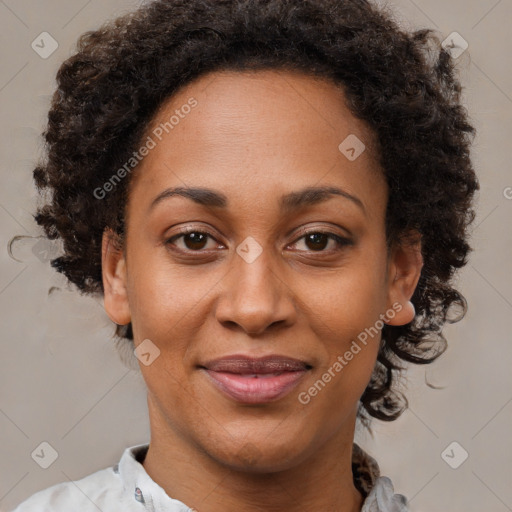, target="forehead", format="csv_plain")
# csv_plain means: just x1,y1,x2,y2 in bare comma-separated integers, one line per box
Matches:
127,69,386,221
